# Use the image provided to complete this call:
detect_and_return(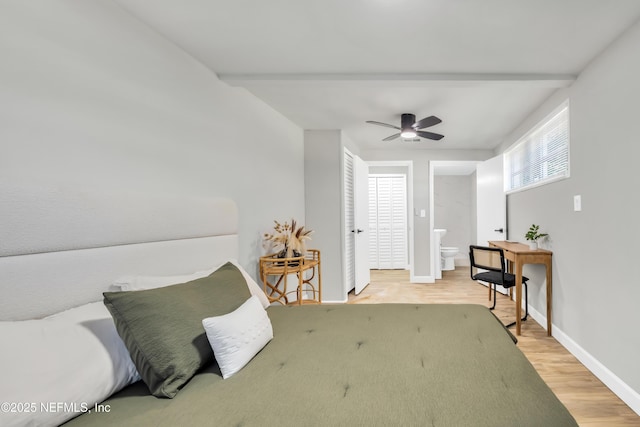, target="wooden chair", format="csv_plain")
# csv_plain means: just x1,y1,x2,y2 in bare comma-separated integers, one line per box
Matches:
469,245,529,328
